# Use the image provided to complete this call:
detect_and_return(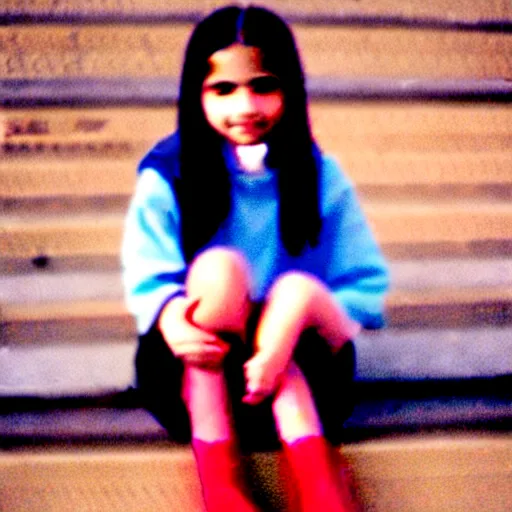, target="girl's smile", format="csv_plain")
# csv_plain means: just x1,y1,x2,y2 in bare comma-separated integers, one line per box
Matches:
202,43,284,145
